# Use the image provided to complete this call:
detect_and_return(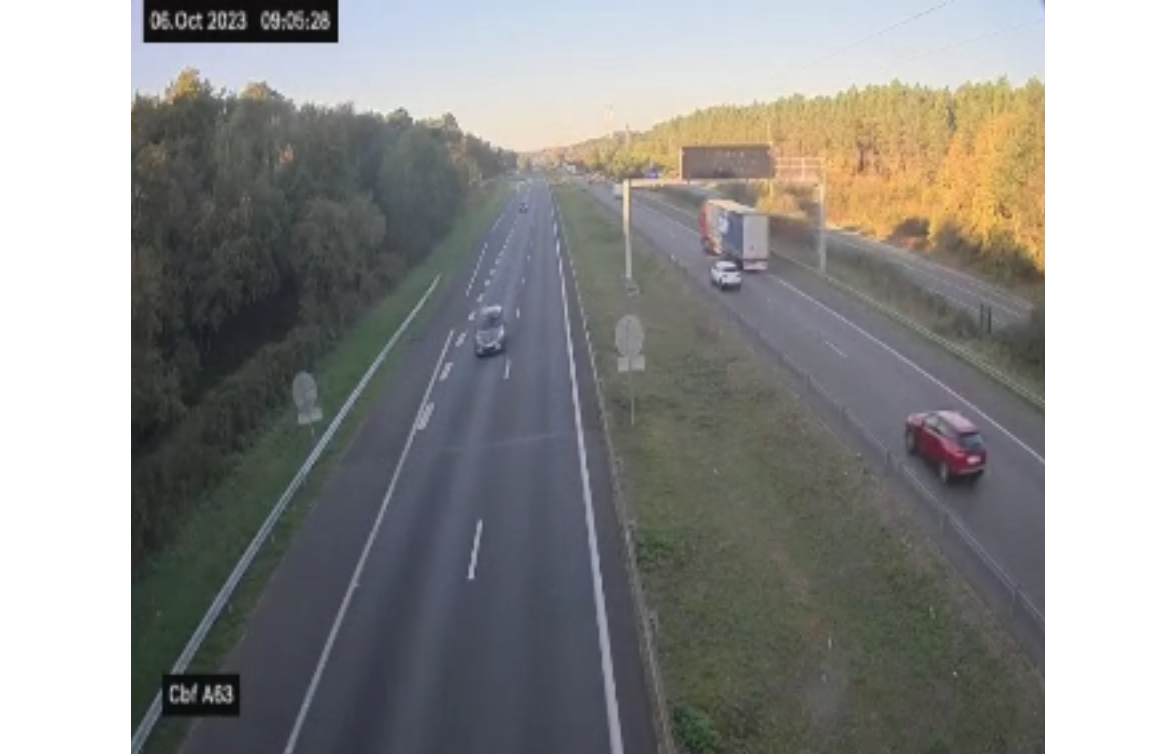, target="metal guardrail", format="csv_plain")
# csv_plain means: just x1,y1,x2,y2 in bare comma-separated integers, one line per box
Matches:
641,191,1045,413
552,190,678,754
827,229,1034,321
616,193,1046,674
776,249,1046,411
132,275,442,754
